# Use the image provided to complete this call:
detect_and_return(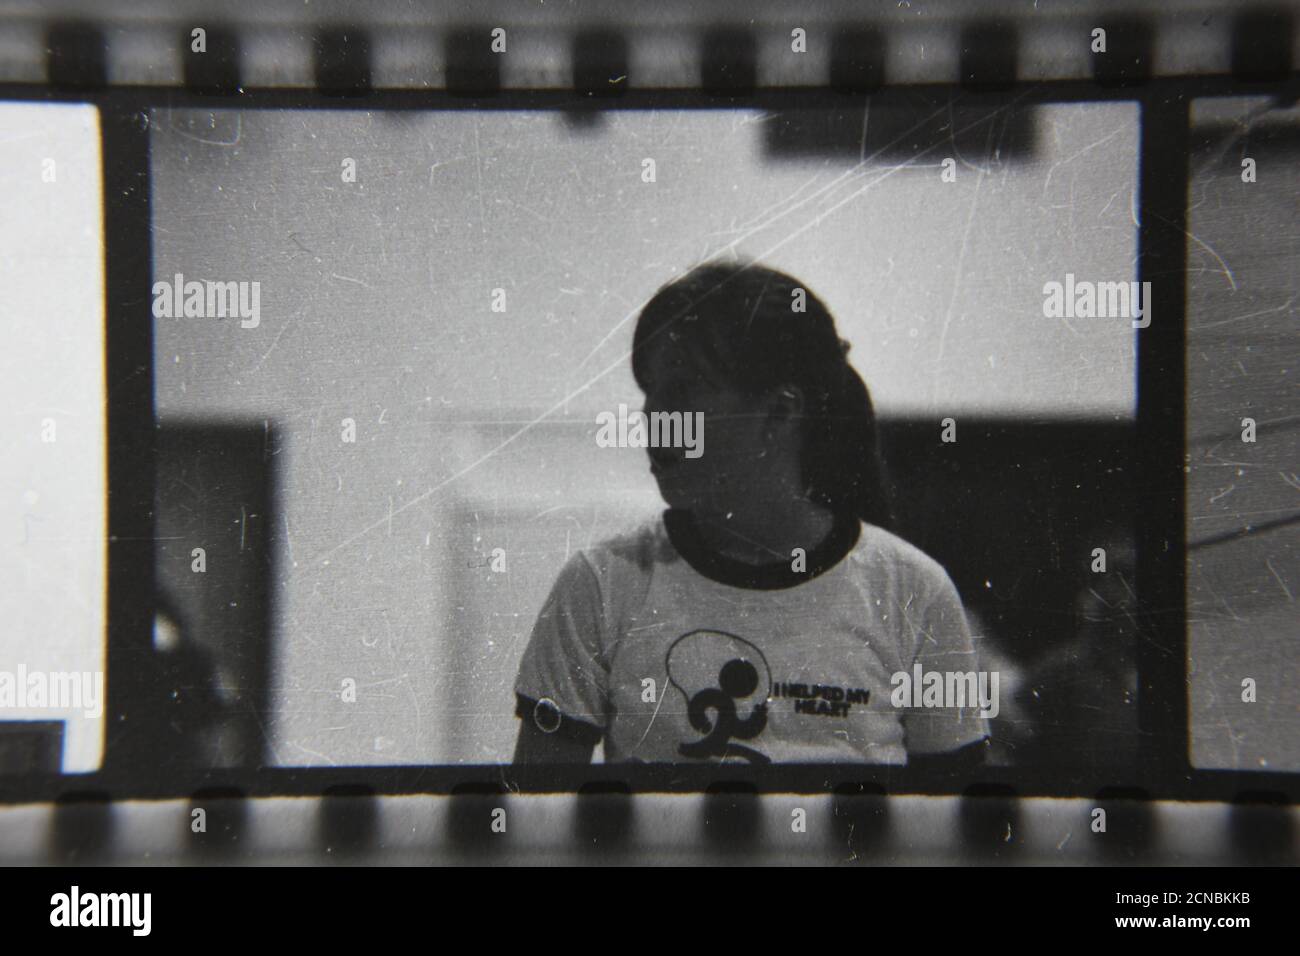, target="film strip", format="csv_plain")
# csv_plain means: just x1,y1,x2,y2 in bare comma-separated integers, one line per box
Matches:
2,2,1299,92
0,1,1297,866
3,790,1299,865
